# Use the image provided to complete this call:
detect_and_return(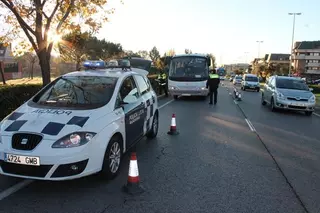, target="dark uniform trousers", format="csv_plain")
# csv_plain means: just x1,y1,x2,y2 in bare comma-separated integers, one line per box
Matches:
207,74,220,105
209,88,218,104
